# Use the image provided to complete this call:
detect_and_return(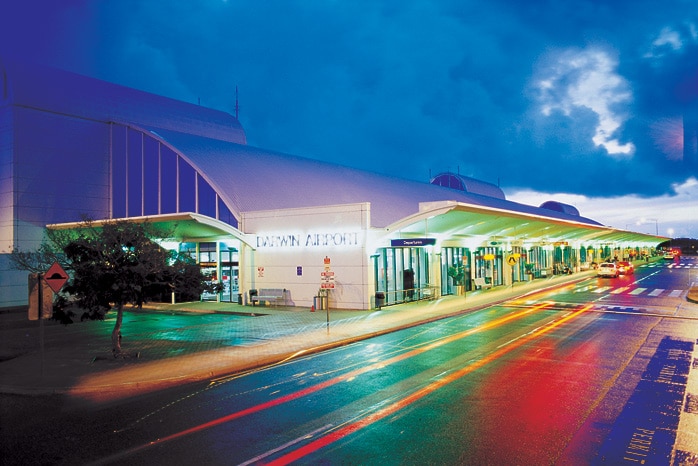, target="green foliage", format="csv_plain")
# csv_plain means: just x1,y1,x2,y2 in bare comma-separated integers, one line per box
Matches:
447,263,464,285
10,228,74,274
61,219,174,320
51,295,76,326
162,252,224,303
10,218,223,354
